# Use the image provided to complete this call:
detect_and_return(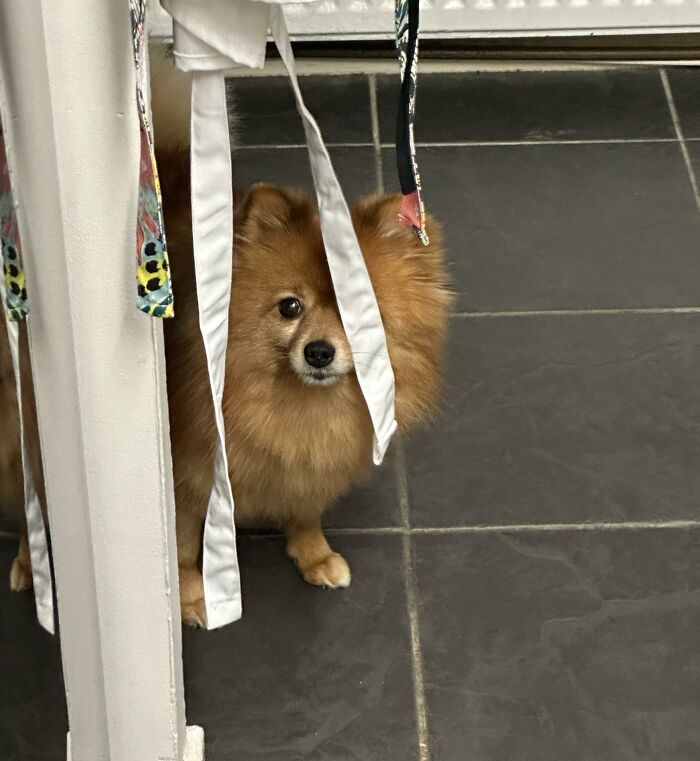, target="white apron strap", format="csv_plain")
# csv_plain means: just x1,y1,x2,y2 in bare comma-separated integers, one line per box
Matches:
2,313,55,633
0,73,55,632
269,6,397,465
168,1,273,630
189,69,242,629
